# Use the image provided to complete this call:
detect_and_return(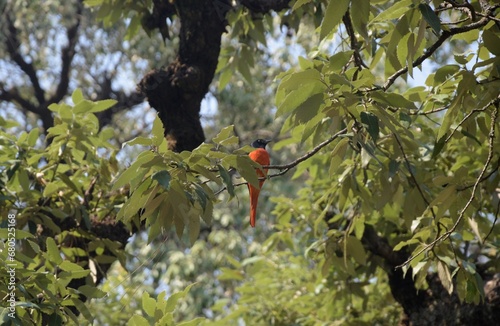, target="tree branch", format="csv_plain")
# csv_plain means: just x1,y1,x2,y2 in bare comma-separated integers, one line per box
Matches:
382,5,498,91
397,103,498,269
265,128,348,172
0,85,38,113
393,133,434,217
342,10,368,70
4,12,45,106
213,128,348,196
138,0,232,152
445,95,500,143
48,0,83,104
